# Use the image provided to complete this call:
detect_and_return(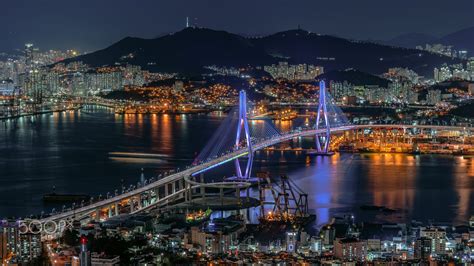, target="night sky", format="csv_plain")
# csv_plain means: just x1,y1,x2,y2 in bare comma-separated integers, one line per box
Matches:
1,0,473,52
